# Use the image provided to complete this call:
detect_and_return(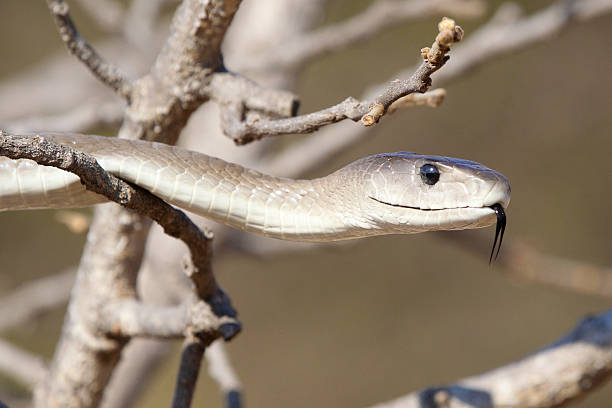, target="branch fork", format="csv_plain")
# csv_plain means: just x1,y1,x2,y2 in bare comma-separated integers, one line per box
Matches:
361,17,463,126
219,17,462,144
